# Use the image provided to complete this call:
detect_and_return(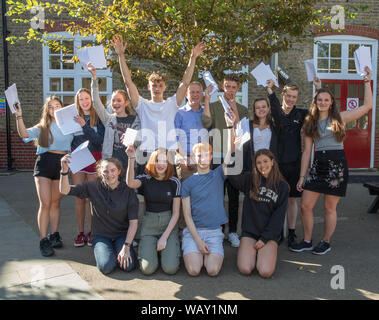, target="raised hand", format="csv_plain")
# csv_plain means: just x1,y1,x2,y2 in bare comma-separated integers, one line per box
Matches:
313,77,322,89
364,66,372,81
191,42,206,59
74,115,86,127
87,62,97,79
125,144,136,158
111,34,127,56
